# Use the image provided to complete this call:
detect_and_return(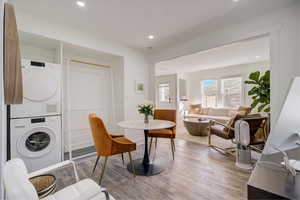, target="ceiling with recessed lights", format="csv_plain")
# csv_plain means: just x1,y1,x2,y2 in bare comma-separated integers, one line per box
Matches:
156,36,269,75
8,0,296,50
